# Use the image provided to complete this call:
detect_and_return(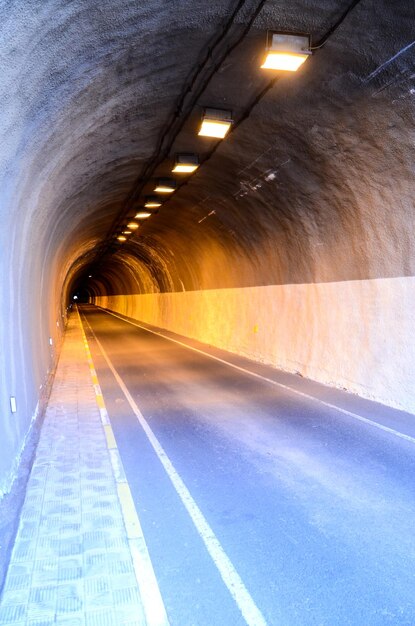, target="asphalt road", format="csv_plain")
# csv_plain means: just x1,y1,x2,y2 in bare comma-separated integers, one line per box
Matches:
80,305,415,626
